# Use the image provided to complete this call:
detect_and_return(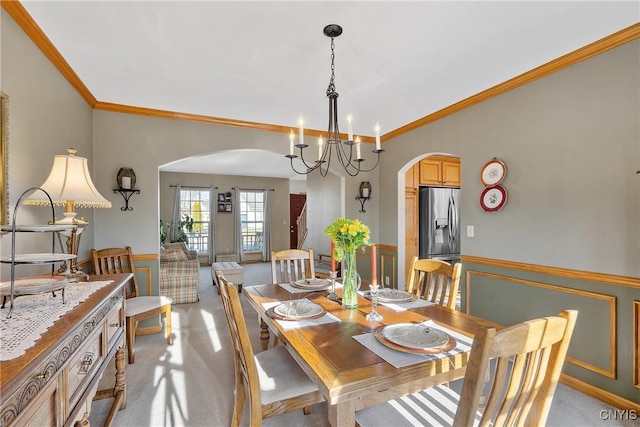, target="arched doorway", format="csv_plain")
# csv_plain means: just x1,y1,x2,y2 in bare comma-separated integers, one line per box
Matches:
398,153,461,285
